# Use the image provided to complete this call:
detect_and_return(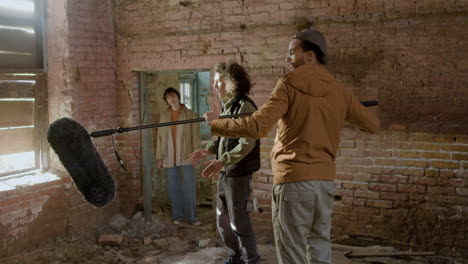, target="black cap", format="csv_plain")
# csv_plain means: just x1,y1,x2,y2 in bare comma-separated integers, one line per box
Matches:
293,29,327,55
